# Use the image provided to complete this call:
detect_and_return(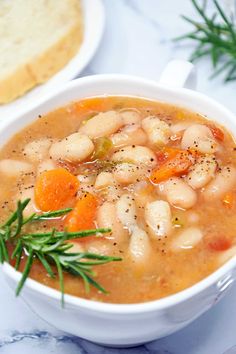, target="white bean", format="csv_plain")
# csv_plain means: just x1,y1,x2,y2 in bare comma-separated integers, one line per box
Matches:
97,201,128,243
100,184,122,203
145,200,172,238
49,132,94,163
92,175,121,202
120,110,141,125
142,116,170,146
171,227,203,251
37,159,56,174
0,159,33,177
95,172,115,189
113,163,146,185
171,121,193,133
23,138,52,162
116,194,137,230
202,166,236,200
77,174,96,196
111,126,147,148
181,124,217,153
134,182,156,210
186,155,217,189
77,174,96,184
129,226,151,263
79,111,123,138
159,177,197,209
112,145,157,168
